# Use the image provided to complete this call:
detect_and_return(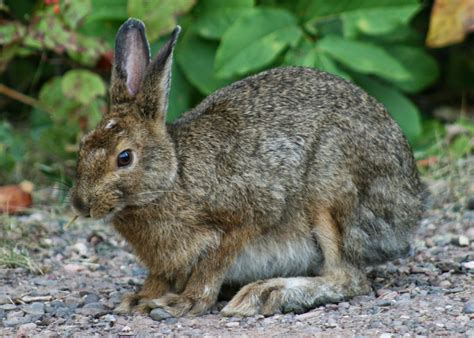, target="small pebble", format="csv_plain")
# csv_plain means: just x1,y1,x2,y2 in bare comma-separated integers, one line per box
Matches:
462,261,474,270
462,301,474,314
338,302,350,309
83,293,100,304
22,302,45,316
0,304,17,311
467,197,474,210
0,294,11,305
225,321,240,328
17,322,37,334
2,316,31,327
121,325,132,333
376,299,394,307
380,333,392,338
150,307,172,321
295,310,322,321
457,235,470,247
439,280,452,288
163,317,178,325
